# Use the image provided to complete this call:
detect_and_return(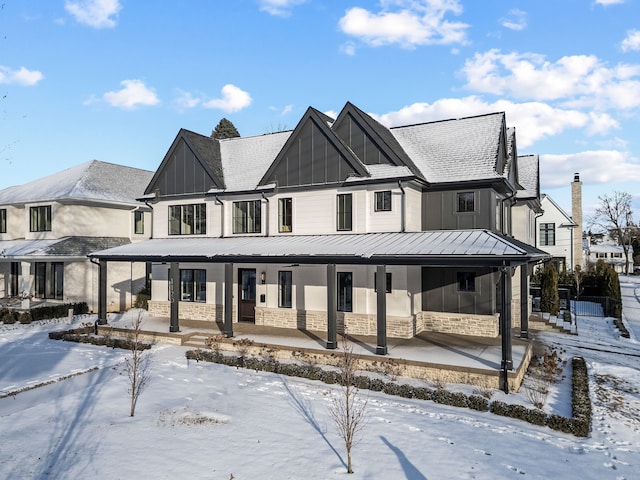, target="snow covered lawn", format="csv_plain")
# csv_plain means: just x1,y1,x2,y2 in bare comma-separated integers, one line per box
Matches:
2,278,640,479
